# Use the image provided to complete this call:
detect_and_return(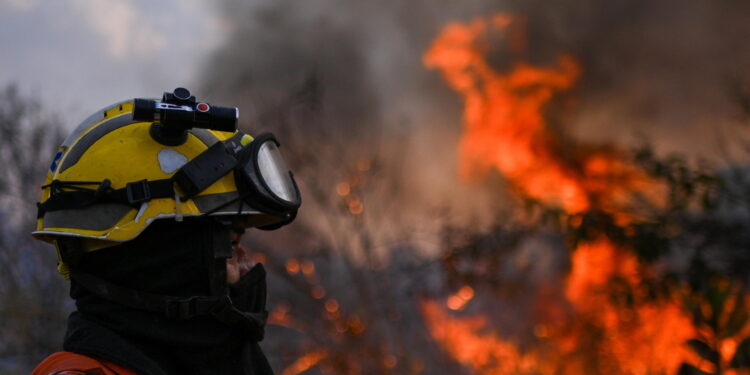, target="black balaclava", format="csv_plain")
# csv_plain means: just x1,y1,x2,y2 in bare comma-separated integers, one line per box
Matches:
62,218,273,375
